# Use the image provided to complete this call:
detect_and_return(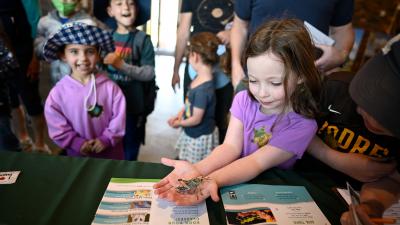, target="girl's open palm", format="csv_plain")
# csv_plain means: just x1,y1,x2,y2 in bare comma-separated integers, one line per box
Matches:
162,177,220,206
154,158,202,197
